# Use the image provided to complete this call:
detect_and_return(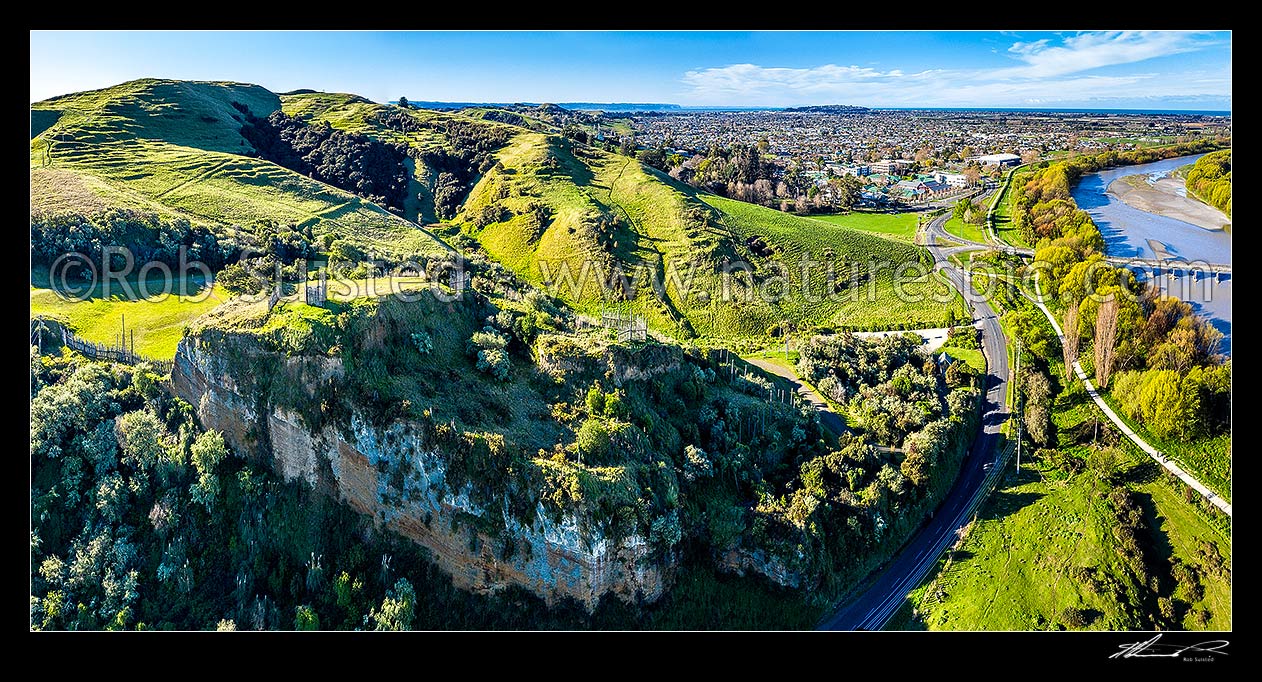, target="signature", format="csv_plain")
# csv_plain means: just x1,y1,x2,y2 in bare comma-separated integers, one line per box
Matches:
1111,634,1229,660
